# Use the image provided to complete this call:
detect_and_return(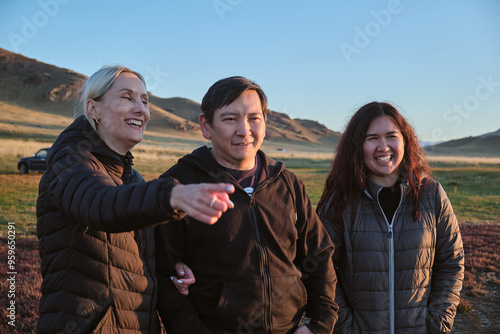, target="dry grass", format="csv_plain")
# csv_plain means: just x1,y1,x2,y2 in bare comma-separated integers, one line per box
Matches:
0,139,53,174
454,221,500,332
0,174,40,236
0,139,53,156
265,149,334,161
0,102,72,141
0,102,73,125
426,155,500,164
